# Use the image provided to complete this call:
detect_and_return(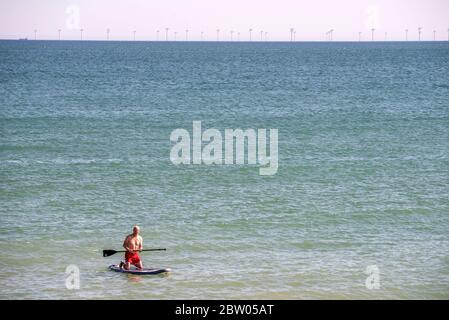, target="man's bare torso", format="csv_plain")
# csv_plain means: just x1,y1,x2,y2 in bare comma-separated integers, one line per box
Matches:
124,234,142,252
